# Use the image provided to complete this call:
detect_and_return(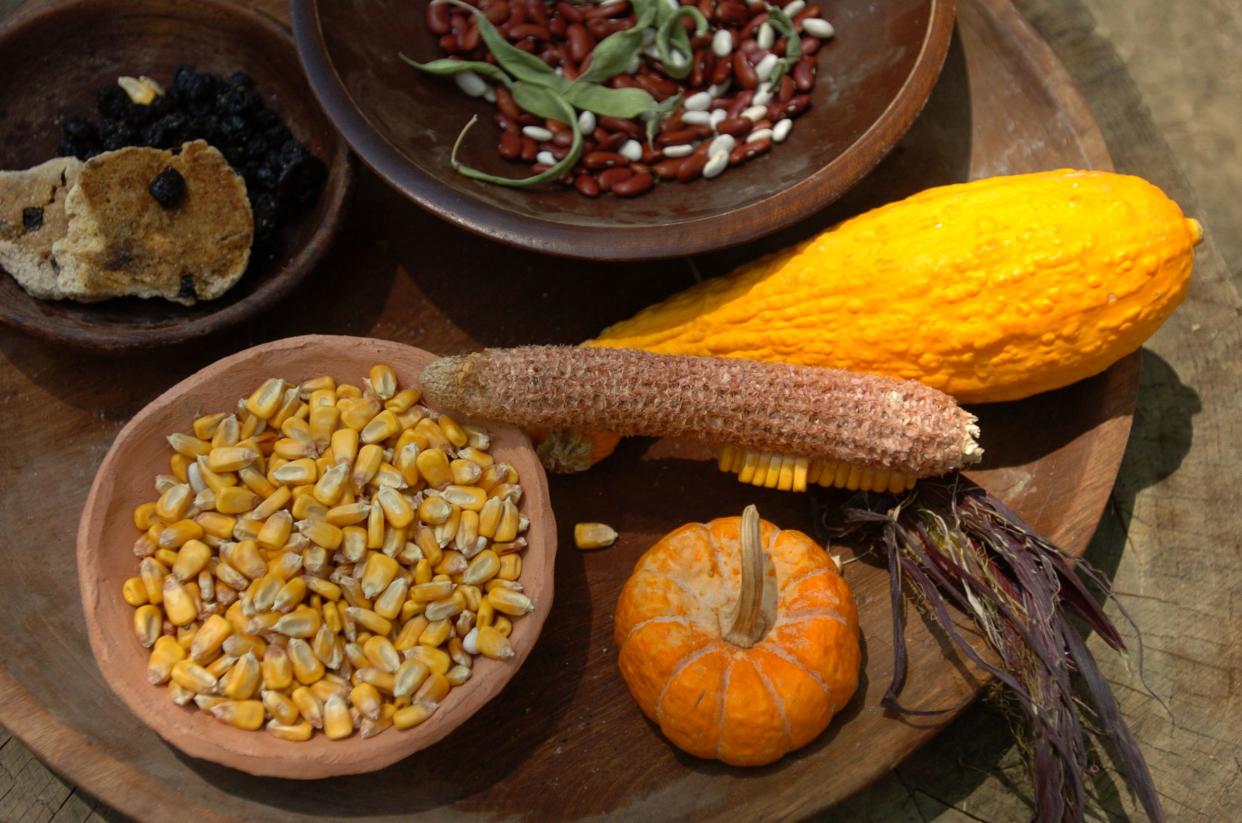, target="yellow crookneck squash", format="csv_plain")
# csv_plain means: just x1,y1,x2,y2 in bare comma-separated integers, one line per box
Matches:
589,170,1202,404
